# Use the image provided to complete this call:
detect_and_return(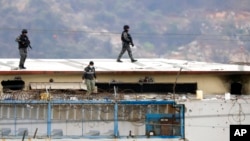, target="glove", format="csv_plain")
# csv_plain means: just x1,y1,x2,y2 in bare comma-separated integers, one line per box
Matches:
131,43,134,47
